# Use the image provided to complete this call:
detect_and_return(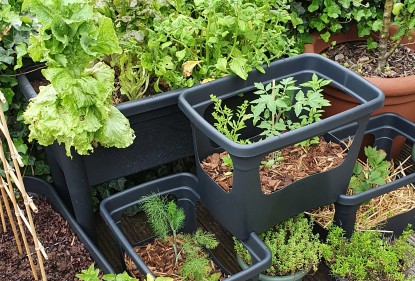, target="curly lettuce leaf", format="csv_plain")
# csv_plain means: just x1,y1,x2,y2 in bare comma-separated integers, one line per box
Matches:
95,106,135,149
